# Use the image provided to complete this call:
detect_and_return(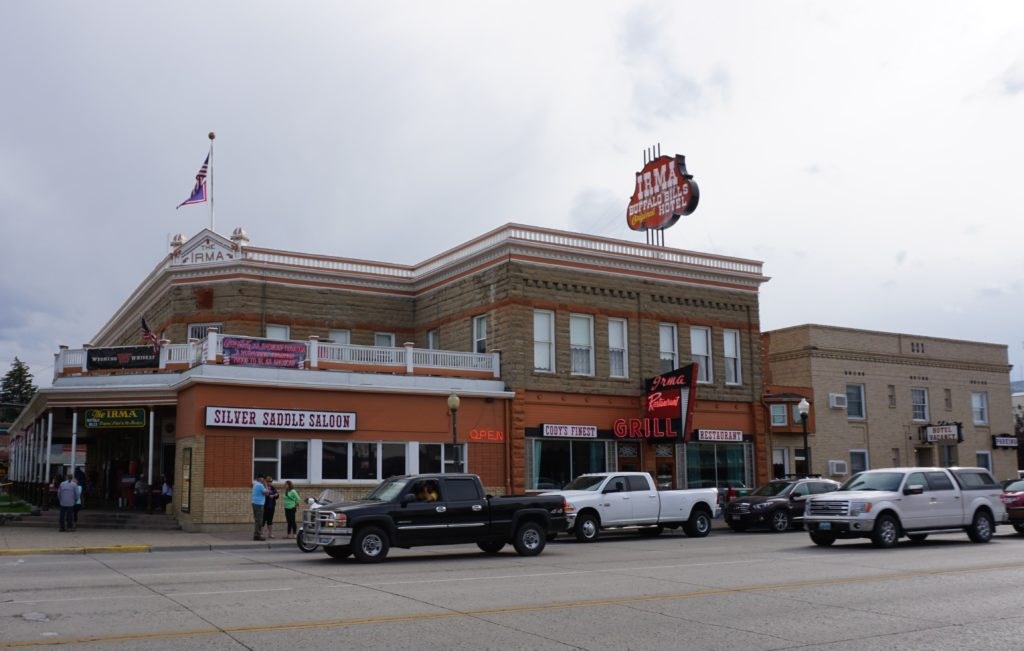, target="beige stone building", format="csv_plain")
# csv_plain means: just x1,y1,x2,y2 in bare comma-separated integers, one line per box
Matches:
764,324,1018,482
